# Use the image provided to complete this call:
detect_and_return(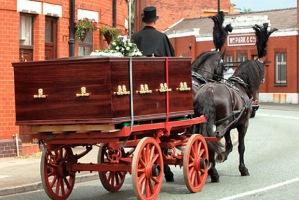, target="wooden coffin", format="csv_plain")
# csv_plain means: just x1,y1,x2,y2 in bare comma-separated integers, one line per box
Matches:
13,57,193,126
